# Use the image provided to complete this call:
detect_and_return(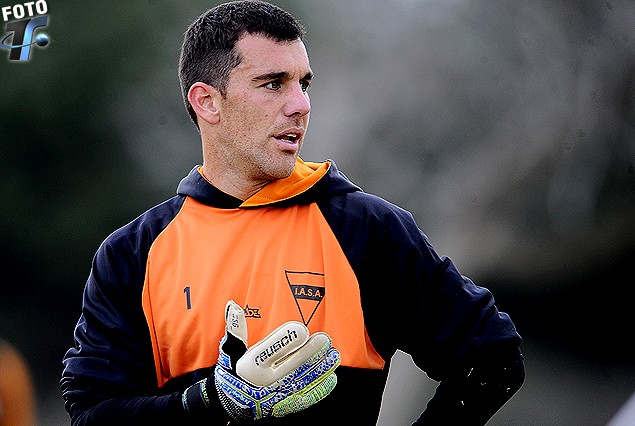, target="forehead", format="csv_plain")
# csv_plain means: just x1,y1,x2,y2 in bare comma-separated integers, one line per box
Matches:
233,33,311,77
